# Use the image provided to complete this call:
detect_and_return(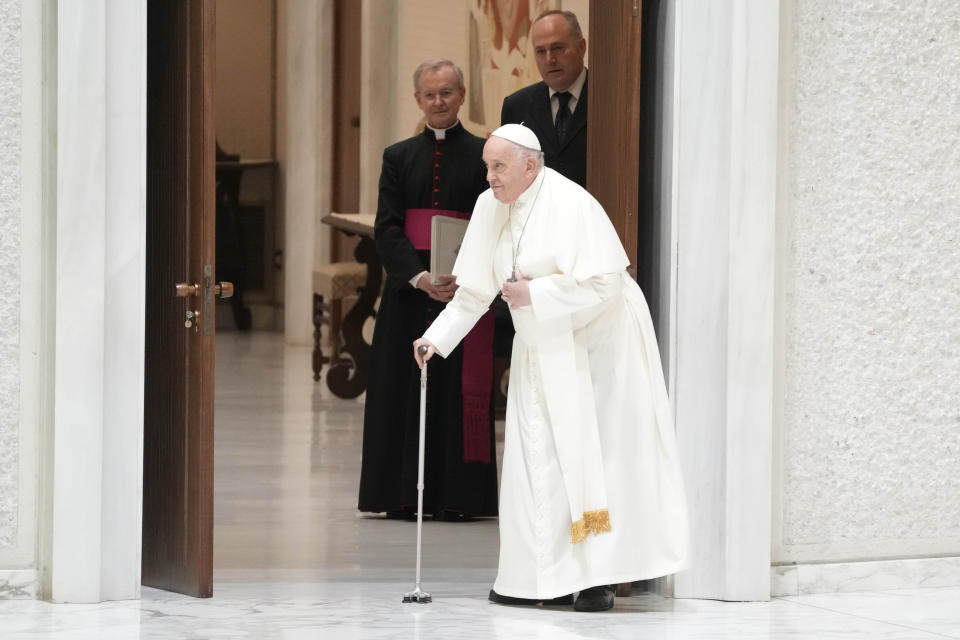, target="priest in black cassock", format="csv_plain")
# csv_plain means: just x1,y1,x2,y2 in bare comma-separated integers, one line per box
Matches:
358,59,497,521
